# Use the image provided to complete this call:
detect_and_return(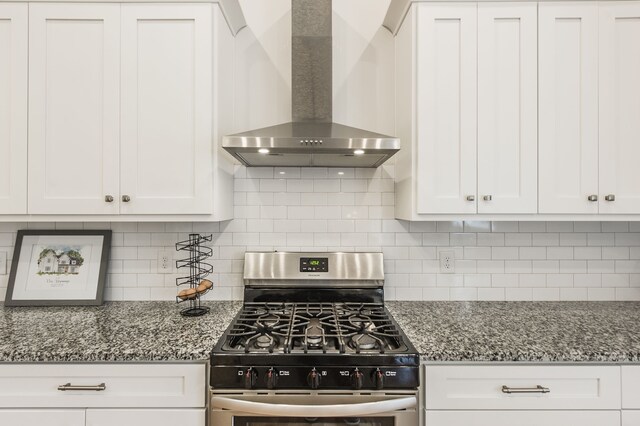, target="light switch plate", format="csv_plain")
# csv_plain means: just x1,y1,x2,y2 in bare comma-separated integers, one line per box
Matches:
0,252,6,275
